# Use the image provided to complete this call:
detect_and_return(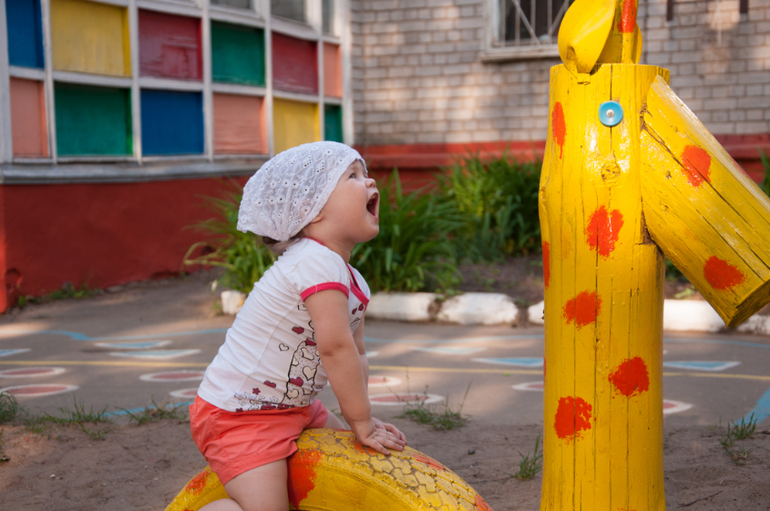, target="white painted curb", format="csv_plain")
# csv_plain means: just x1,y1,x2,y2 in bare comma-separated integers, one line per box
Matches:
221,290,246,315
437,292,518,326
365,292,438,322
